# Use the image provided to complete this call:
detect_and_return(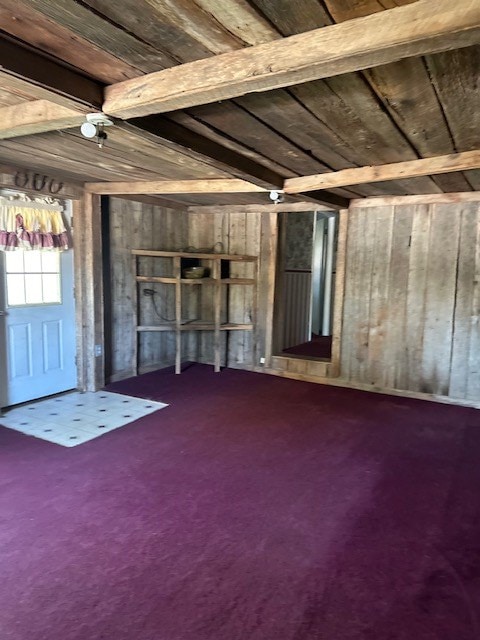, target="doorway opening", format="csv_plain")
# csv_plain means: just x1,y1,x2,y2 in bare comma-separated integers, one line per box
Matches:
273,211,338,360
